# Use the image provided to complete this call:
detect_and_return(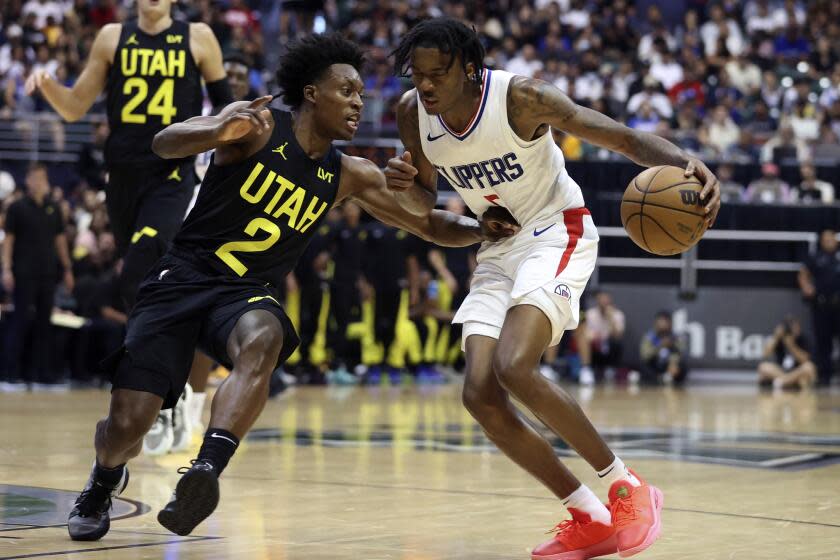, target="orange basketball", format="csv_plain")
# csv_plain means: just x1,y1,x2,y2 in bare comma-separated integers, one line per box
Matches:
620,165,708,256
